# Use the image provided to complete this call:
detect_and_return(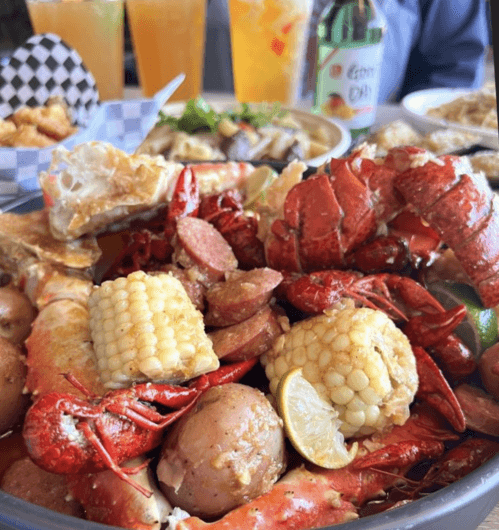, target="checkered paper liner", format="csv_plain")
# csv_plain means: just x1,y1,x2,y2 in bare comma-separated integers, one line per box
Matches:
0,33,100,206
0,34,182,209
0,33,99,123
